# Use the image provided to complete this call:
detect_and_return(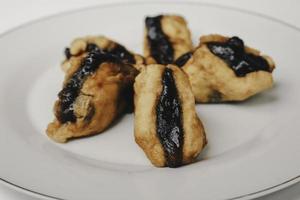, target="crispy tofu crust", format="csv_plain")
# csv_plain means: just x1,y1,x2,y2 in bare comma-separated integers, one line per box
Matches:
134,64,206,167
47,60,138,143
61,35,145,72
143,15,193,64
182,34,275,103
